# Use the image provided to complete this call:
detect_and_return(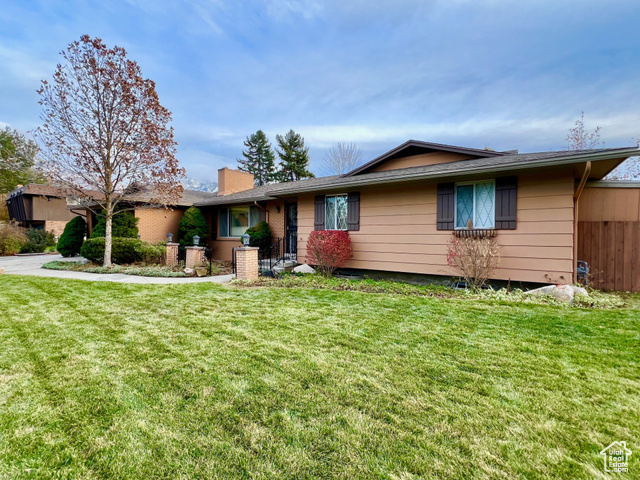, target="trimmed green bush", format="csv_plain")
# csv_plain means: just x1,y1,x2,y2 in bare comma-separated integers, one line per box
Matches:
178,207,209,246
57,216,86,257
91,209,139,238
19,228,56,254
81,237,144,264
245,221,271,256
135,242,166,264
